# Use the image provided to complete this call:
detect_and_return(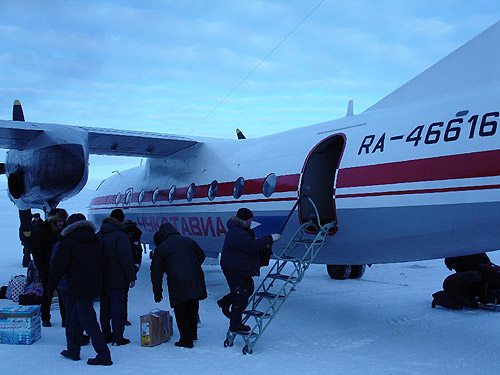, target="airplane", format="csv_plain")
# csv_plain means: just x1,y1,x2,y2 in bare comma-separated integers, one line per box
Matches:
1,21,500,280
